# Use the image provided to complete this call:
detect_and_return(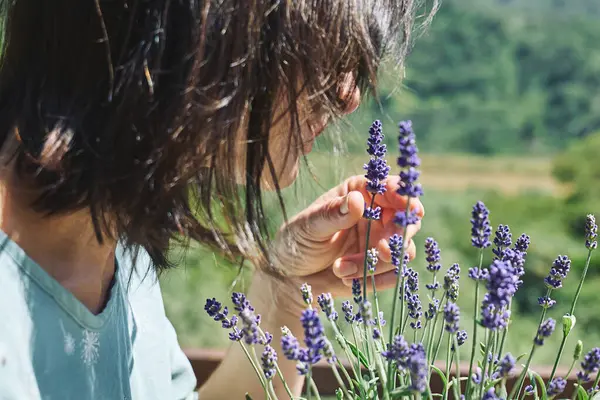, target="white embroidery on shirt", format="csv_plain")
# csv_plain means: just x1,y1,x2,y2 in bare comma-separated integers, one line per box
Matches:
64,333,76,355
81,330,100,366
